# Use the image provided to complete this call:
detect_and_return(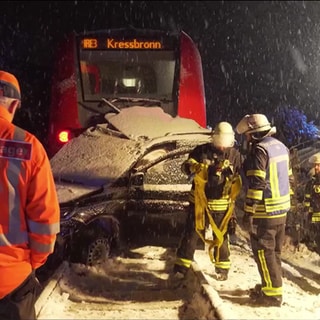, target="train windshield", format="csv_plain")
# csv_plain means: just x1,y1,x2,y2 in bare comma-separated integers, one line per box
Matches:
47,30,206,158
79,49,176,101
